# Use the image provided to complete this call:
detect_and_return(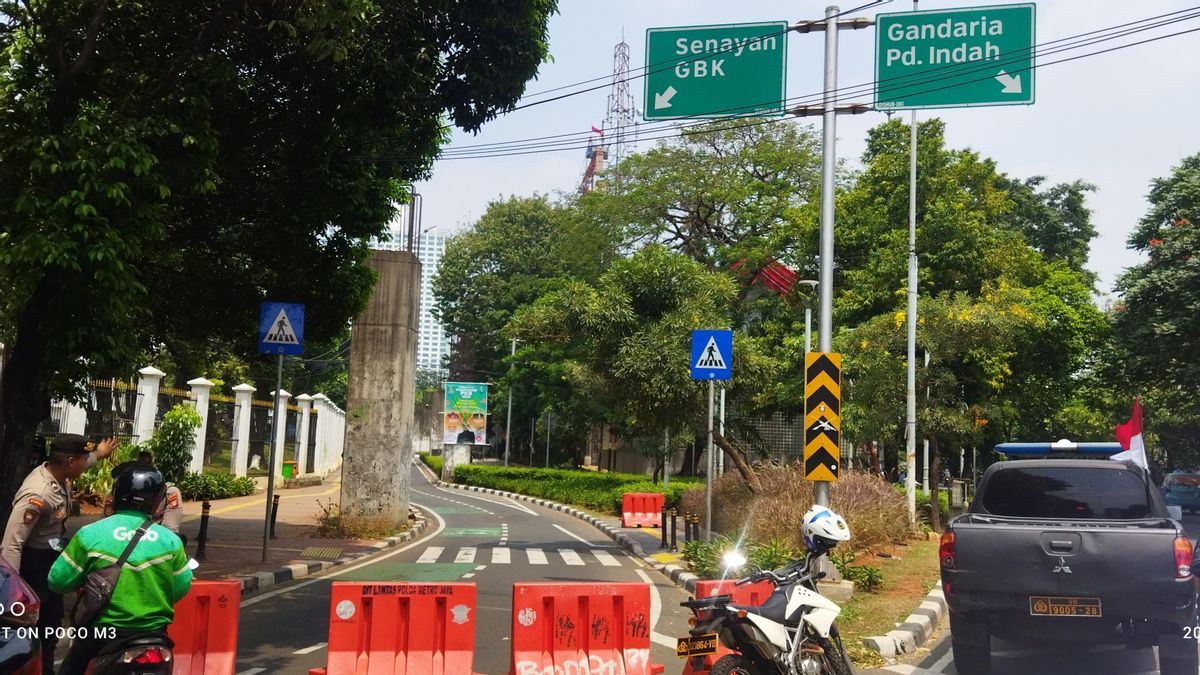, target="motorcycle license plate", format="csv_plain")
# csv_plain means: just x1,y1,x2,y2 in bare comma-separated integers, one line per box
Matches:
1029,596,1102,617
676,633,719,658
